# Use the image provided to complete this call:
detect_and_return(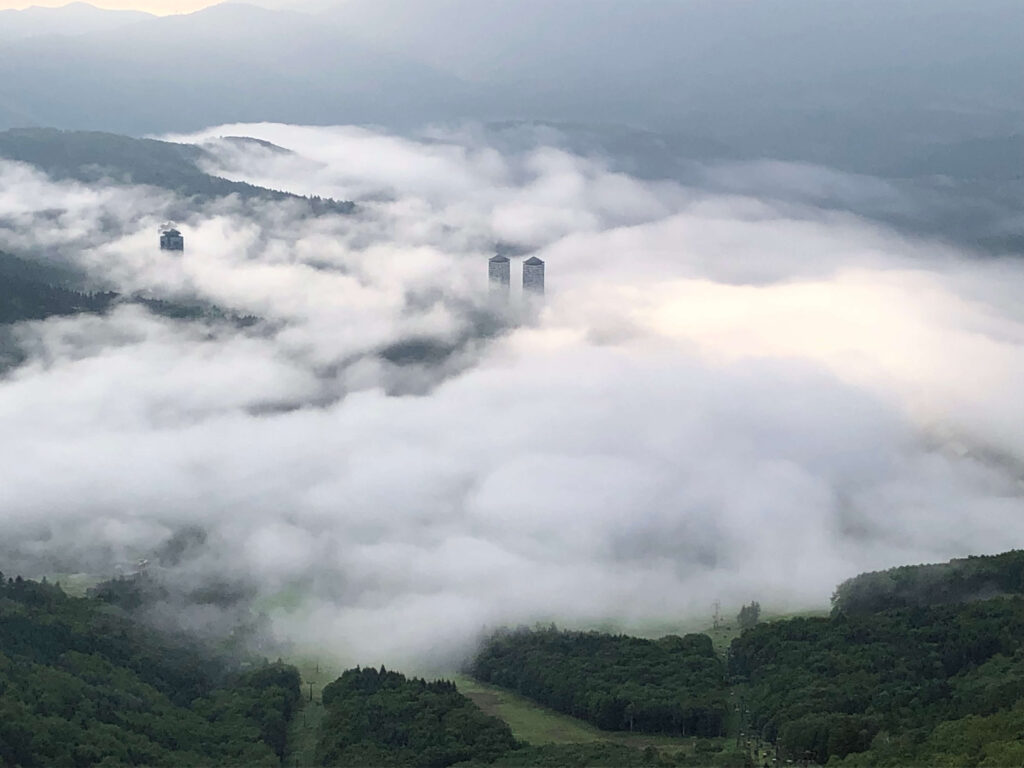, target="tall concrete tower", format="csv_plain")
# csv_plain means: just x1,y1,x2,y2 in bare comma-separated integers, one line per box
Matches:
522,256,545,296
489,254,510,296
